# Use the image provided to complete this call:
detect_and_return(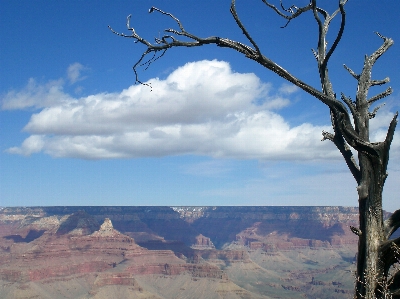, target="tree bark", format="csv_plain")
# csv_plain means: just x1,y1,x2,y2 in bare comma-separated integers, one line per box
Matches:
356,153,386,298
